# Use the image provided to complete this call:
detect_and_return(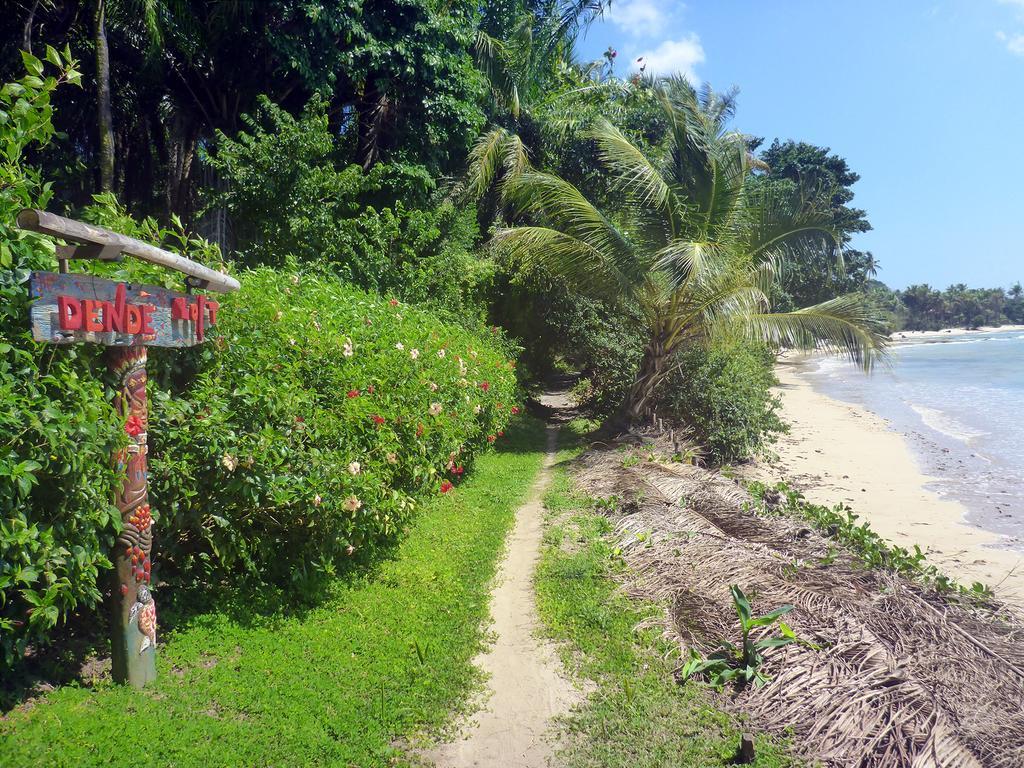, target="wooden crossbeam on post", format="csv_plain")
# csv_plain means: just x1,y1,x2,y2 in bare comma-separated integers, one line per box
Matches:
18,209,239,688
